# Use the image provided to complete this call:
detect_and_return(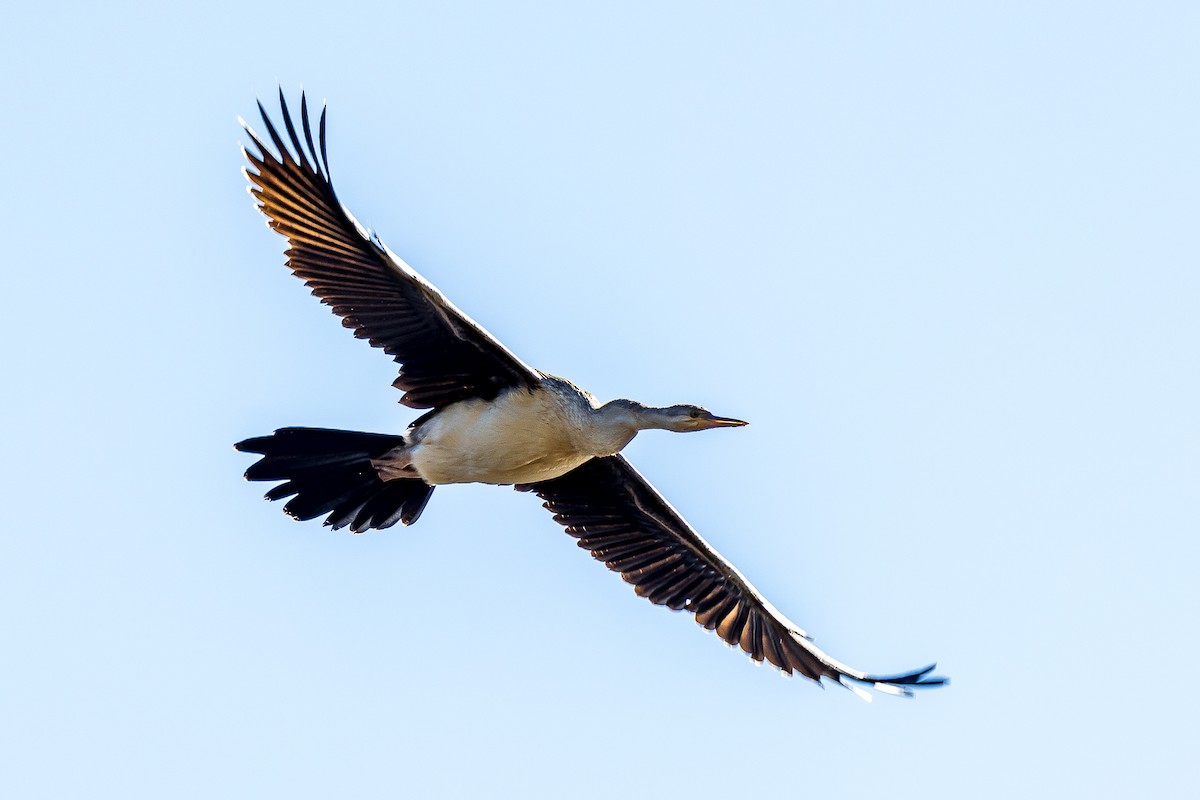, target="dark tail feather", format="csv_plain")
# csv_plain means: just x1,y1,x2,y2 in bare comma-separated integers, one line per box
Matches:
235,427,434,532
